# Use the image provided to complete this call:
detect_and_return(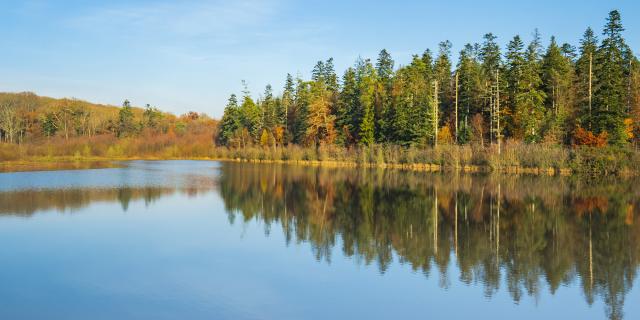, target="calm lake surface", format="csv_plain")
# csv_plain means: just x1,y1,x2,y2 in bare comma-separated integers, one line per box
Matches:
0,160,639,320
